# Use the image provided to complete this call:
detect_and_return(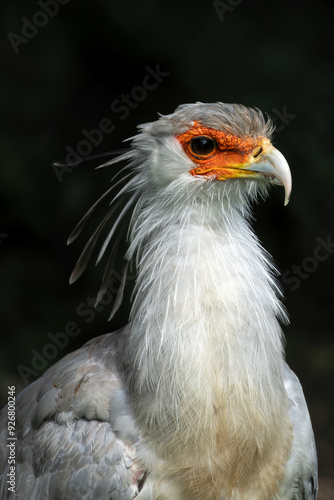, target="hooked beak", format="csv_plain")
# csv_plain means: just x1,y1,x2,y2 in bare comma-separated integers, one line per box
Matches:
242,145,292,206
